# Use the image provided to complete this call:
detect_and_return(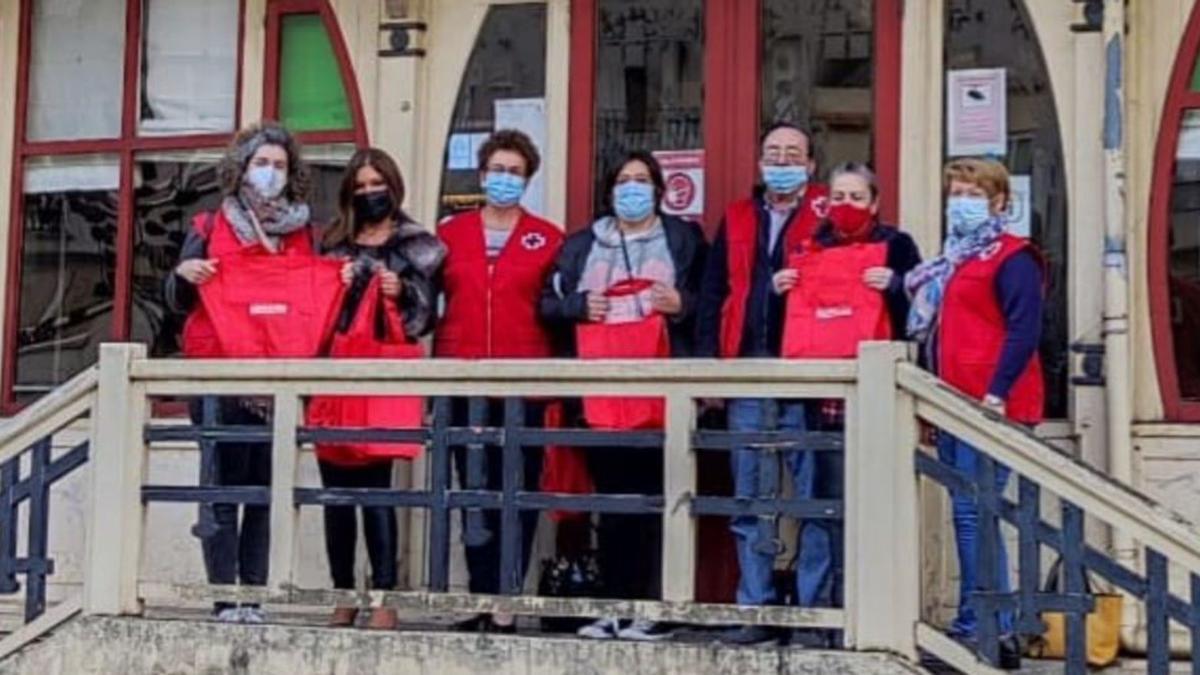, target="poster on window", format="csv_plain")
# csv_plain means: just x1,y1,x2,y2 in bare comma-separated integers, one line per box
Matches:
1006,175,1032,238
946,68,1007,157
652,149,705,219
494,98,547,216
